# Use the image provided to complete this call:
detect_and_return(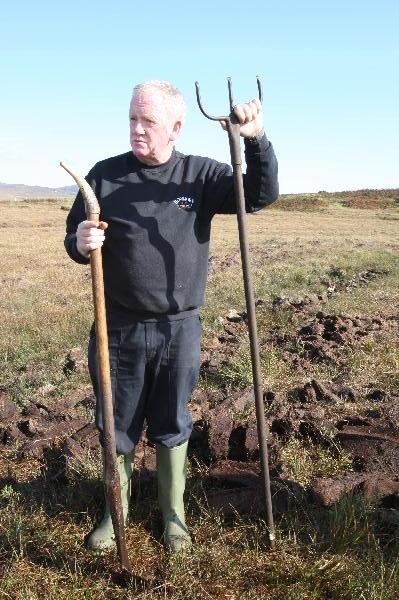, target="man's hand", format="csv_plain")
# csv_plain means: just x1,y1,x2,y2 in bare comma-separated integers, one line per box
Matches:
220,98,263,138
76,220,108,258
